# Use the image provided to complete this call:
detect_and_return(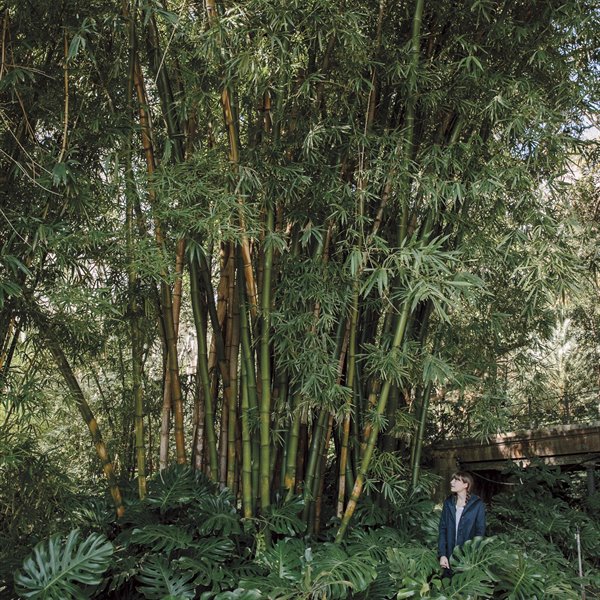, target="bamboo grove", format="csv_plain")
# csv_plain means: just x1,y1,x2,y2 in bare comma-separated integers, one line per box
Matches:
0,0,598,541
